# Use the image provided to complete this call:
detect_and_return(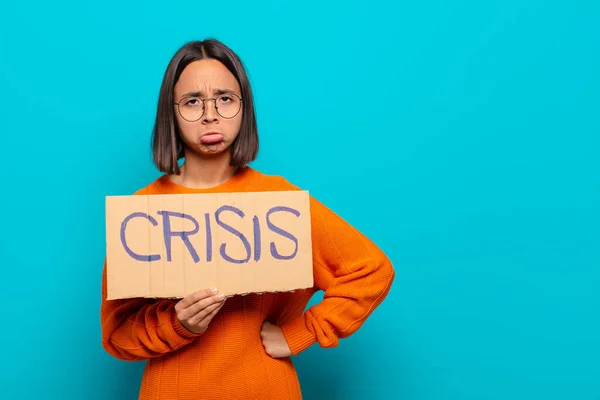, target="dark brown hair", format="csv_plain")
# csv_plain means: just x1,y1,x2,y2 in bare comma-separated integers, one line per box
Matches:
151,39,259,174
